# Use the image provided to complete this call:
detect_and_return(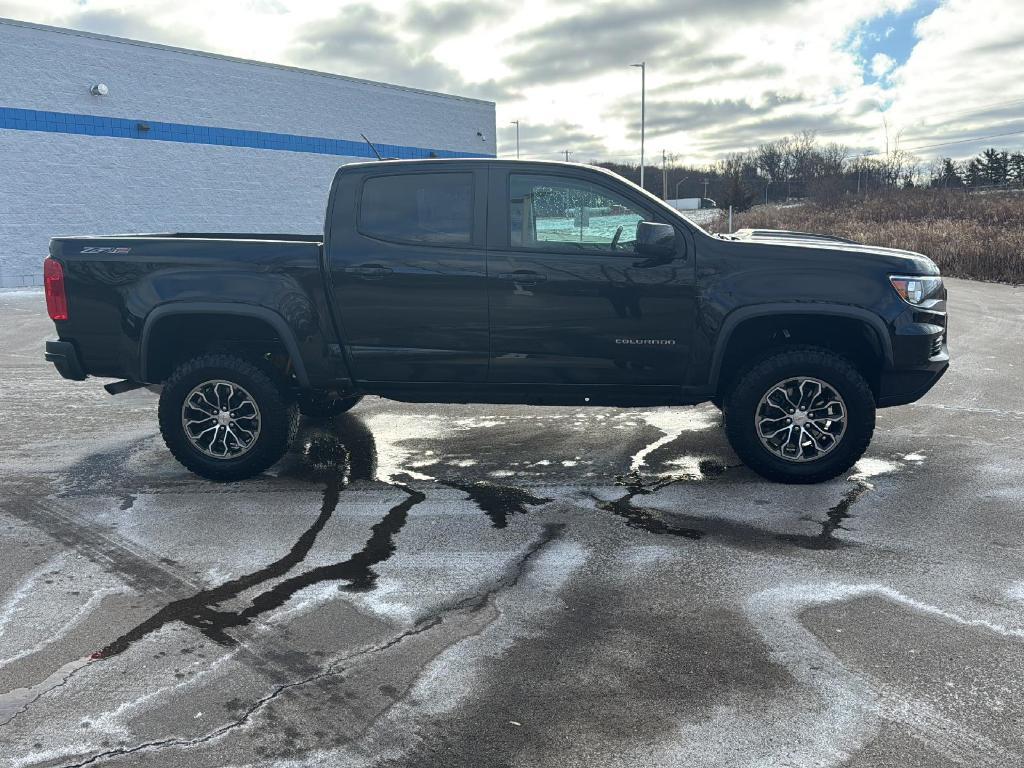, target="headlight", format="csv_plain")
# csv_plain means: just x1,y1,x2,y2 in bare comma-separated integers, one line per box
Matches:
889,275,943,306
